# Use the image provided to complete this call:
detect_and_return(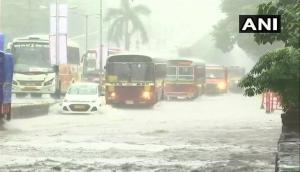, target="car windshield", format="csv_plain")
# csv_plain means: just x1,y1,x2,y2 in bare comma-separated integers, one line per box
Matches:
67,84,98,95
